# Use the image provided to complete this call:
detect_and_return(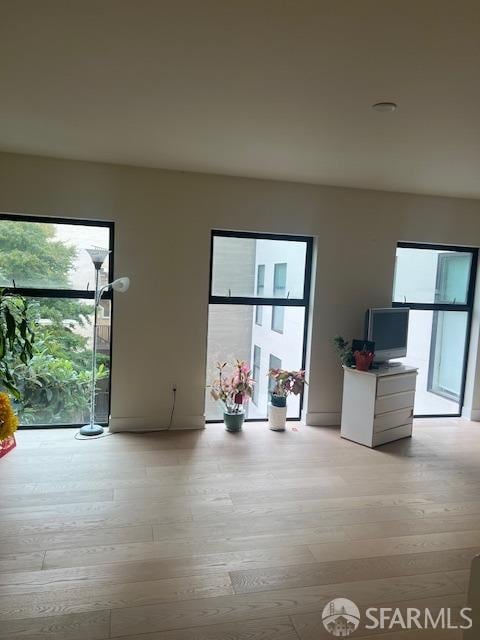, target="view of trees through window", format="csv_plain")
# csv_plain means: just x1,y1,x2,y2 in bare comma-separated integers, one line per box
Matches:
0,217,112,427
